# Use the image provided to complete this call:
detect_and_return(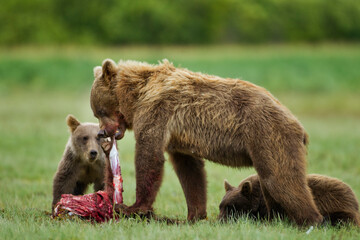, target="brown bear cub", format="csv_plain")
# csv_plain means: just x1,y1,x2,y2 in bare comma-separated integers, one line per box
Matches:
219,174,360,227
52,115,106,213
90,59,323,226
